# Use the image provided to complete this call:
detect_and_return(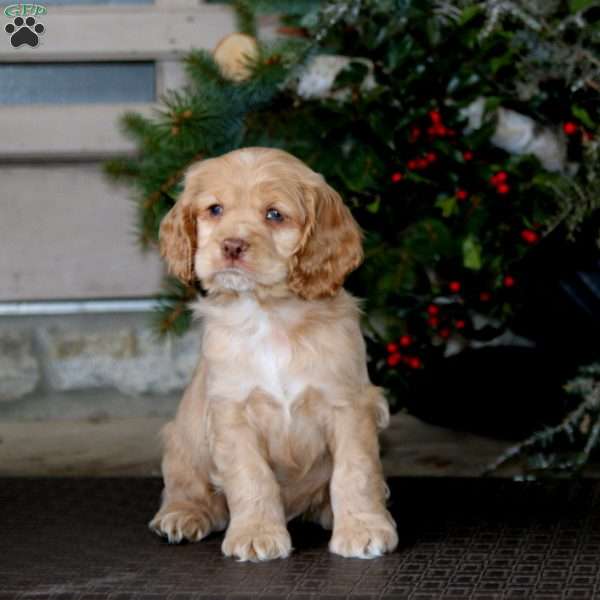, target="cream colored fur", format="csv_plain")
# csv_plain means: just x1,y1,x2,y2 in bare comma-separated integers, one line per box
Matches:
150,147,398,561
